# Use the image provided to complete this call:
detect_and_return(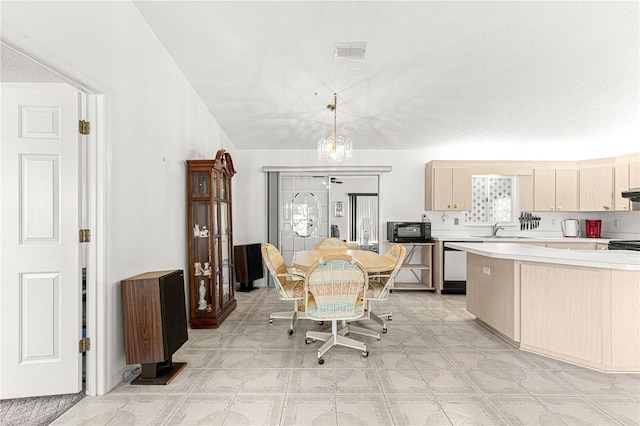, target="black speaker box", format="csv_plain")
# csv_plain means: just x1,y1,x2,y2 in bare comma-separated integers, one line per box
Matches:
234,243,264,291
